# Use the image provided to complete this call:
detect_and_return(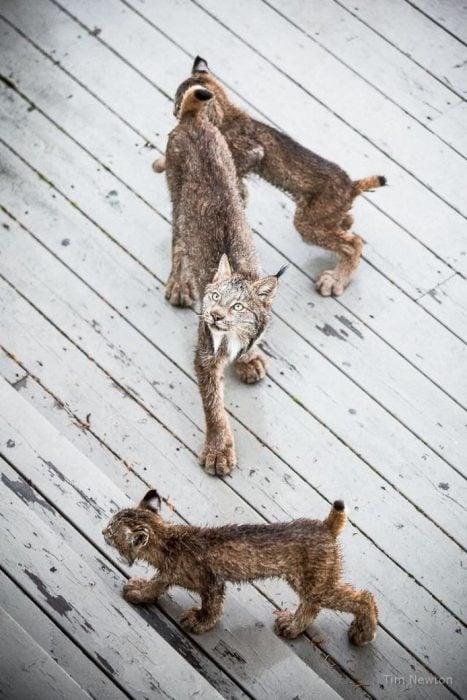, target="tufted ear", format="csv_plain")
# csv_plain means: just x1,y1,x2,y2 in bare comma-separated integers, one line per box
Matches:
212,254,232,282
252,275,279,304
139,489,162,513
192,55,209,74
